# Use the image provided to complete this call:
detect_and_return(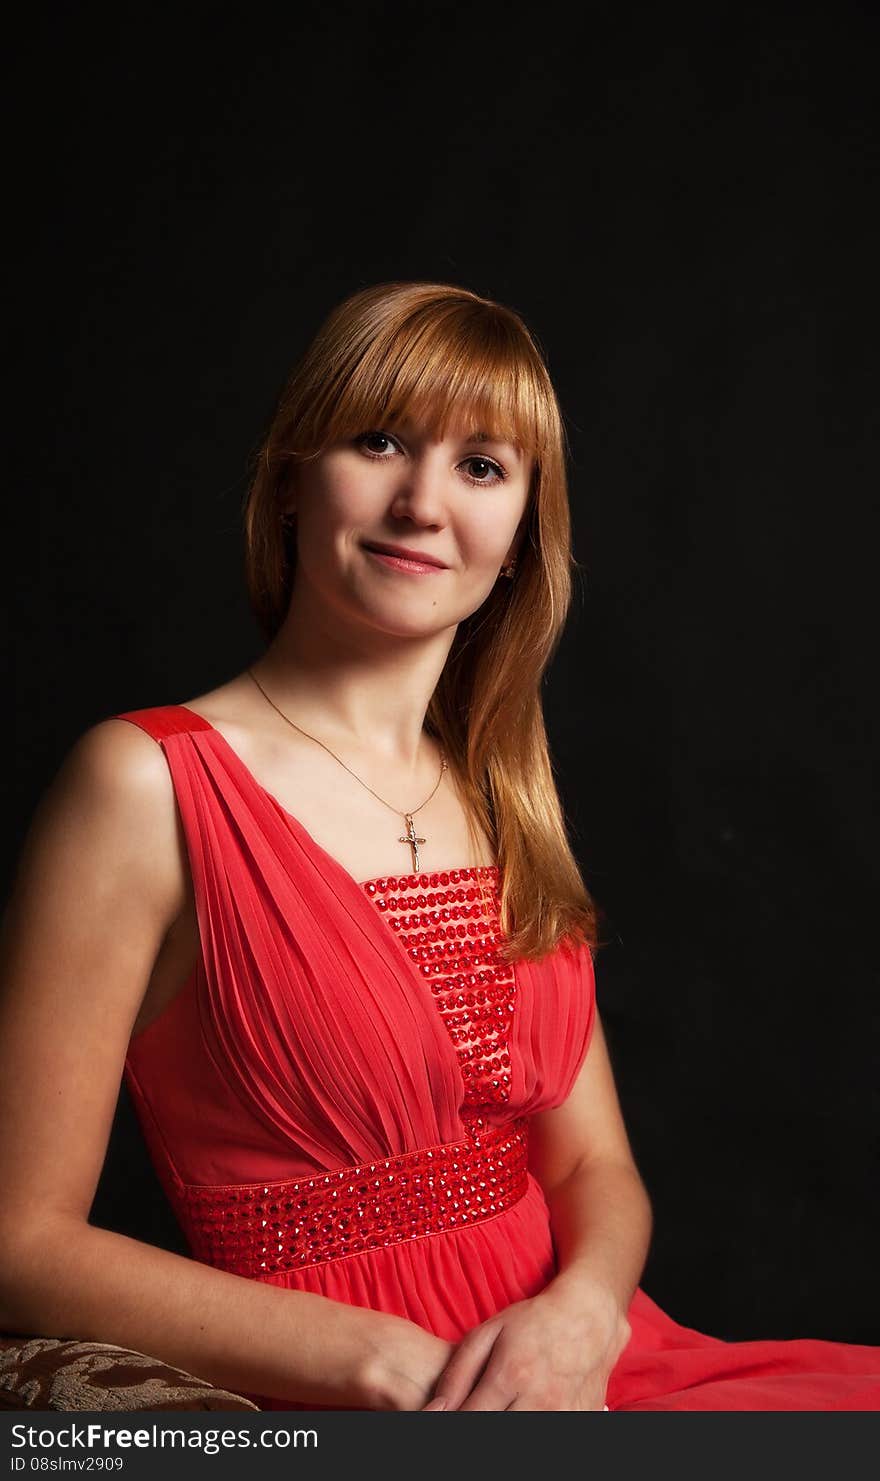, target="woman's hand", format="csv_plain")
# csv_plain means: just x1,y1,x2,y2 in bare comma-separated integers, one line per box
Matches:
421,1274,631,1411
357,1312,457,1410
